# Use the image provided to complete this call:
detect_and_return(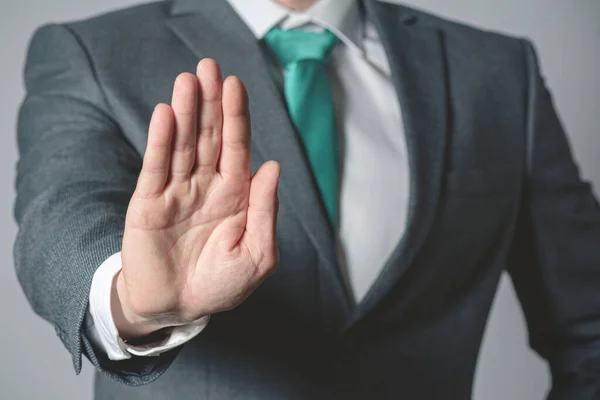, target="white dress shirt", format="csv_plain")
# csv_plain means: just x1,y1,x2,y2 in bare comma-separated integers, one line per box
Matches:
85,0,409,360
